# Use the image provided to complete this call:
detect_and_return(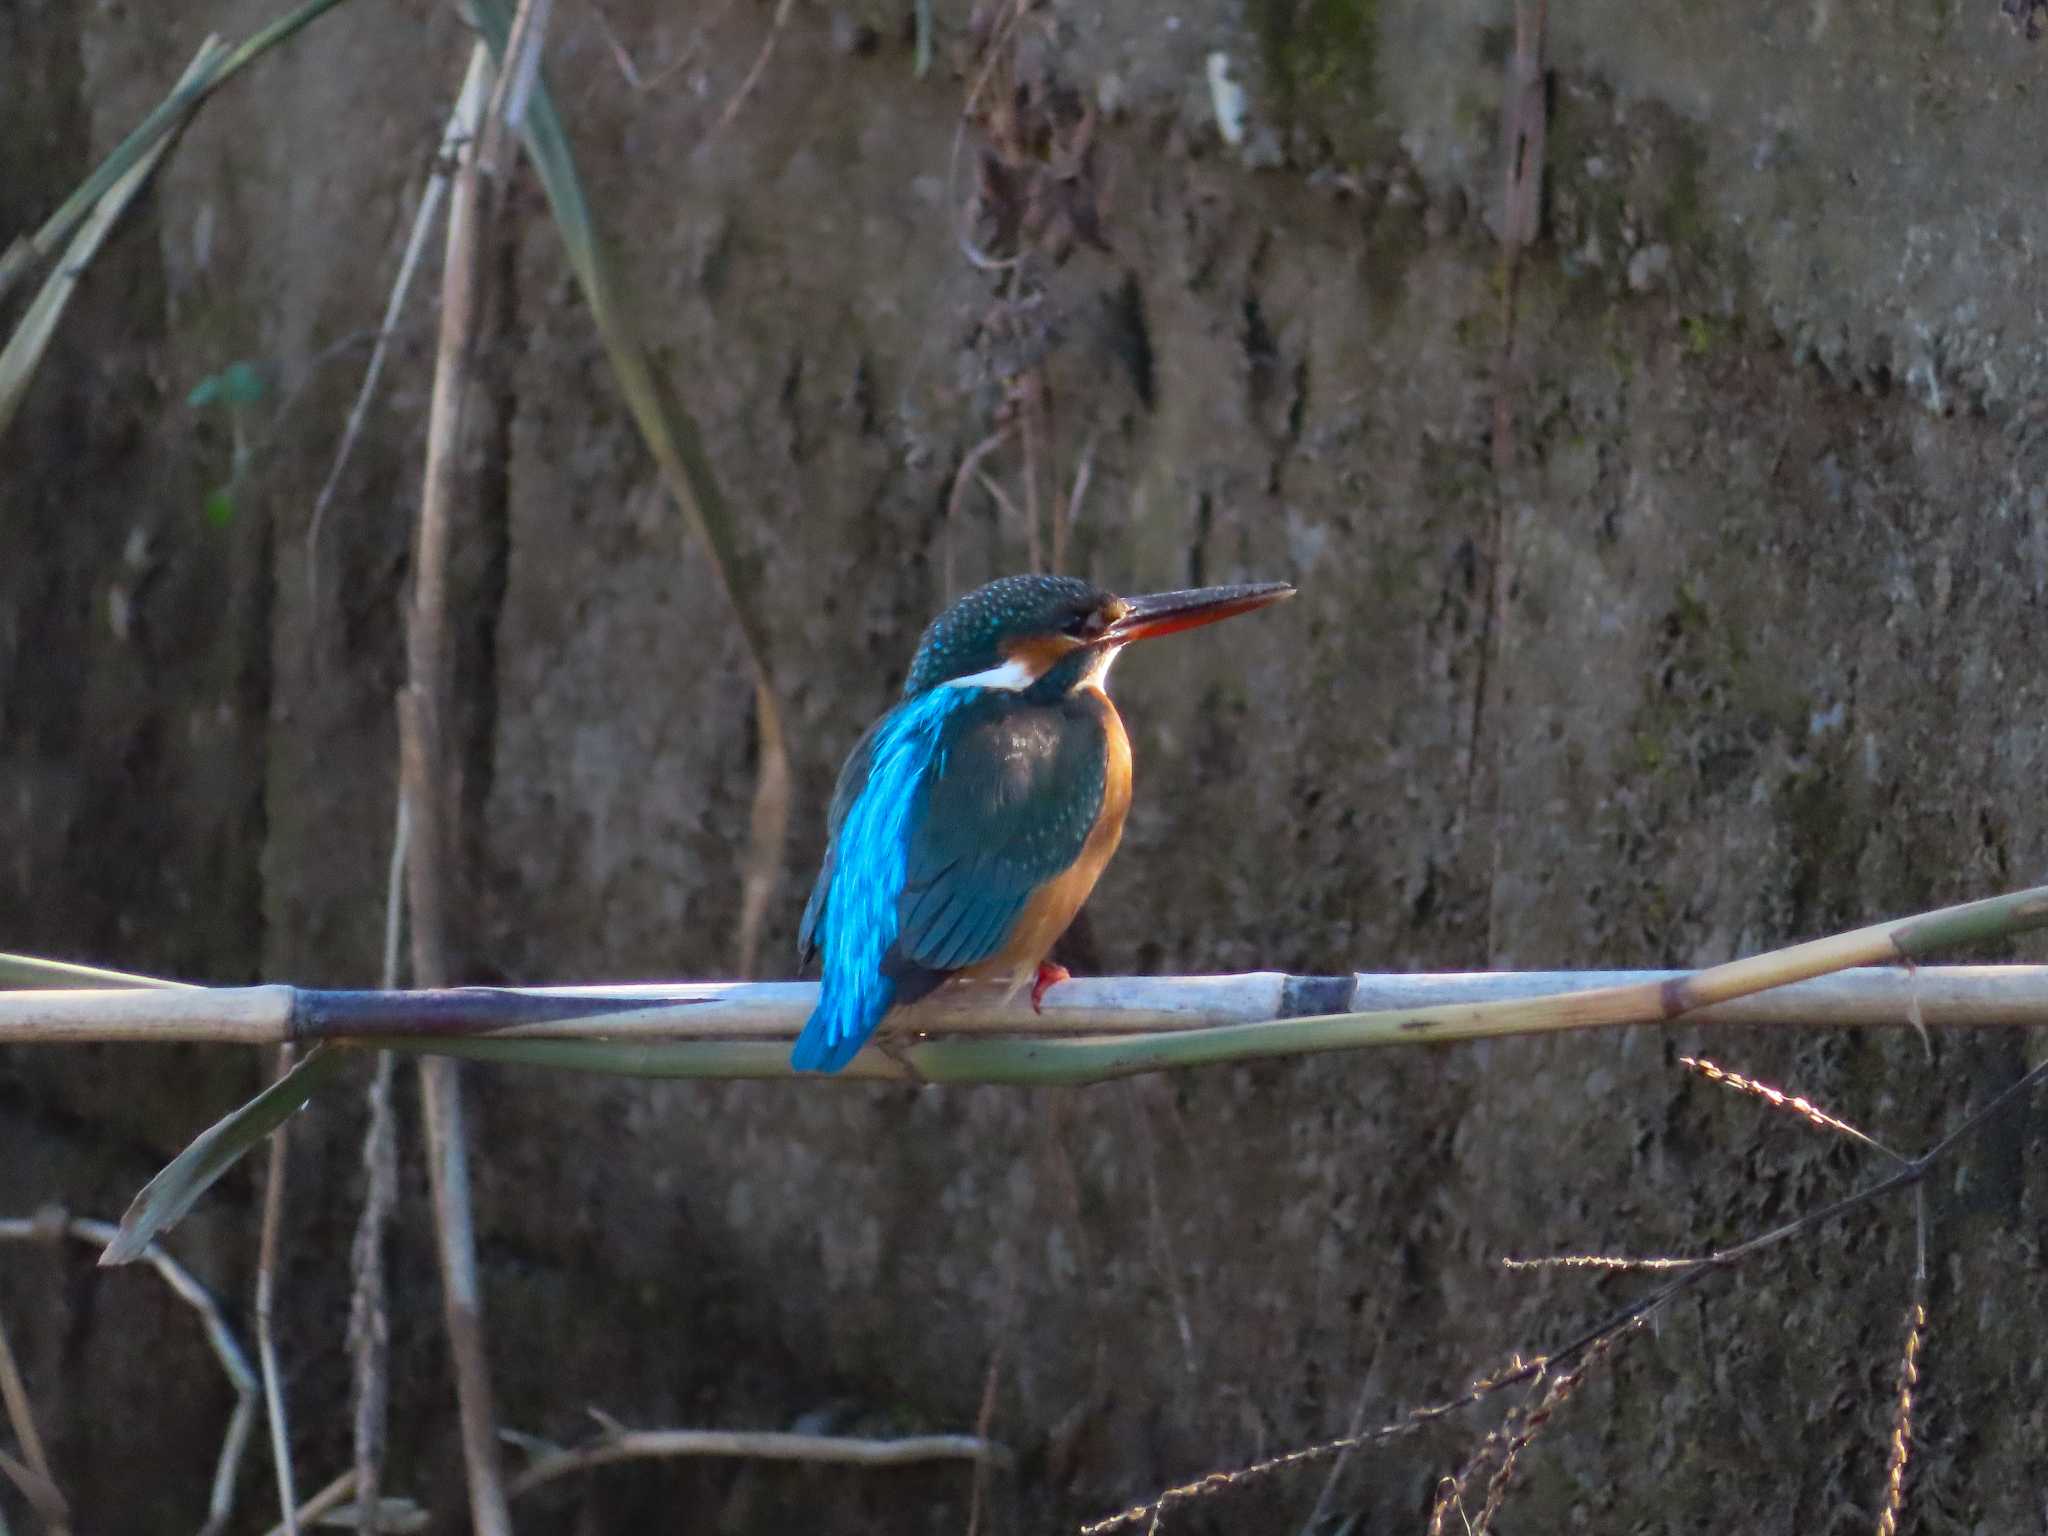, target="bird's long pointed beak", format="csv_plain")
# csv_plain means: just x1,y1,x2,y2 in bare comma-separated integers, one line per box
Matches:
1101,581,1295,645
